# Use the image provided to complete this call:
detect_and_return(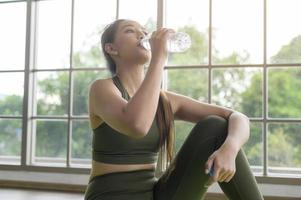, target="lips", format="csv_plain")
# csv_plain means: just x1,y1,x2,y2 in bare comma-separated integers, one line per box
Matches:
137,41,144,48
136,40,148,51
